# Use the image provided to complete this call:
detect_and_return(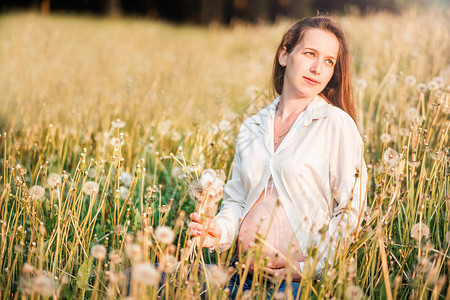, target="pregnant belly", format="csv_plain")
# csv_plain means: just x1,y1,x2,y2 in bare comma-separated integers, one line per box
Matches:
237,186,304,269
